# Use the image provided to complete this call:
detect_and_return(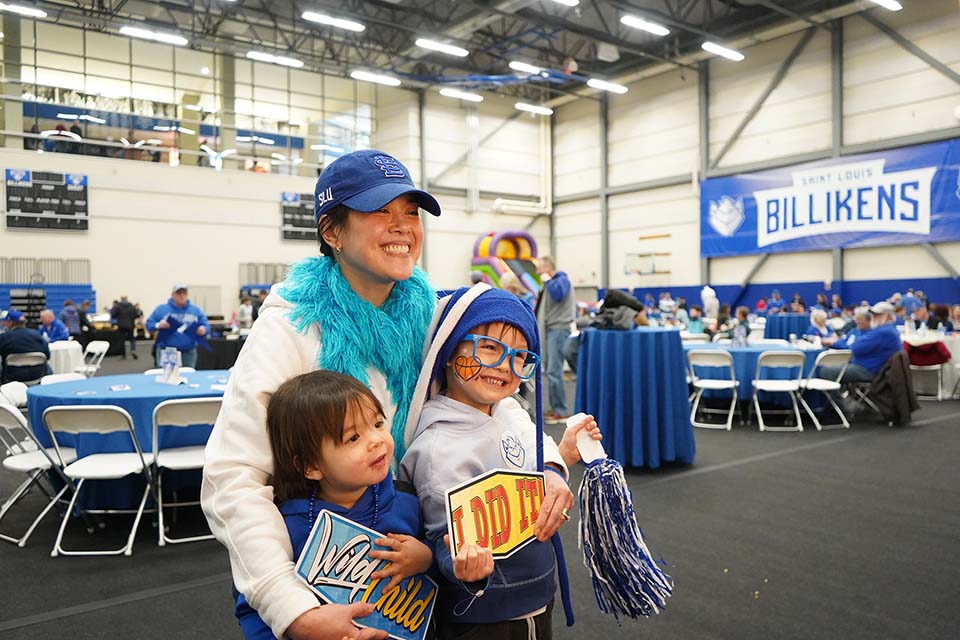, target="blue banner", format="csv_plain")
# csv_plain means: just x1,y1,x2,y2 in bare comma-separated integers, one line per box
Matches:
700,139,960,257
5,168,31,185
